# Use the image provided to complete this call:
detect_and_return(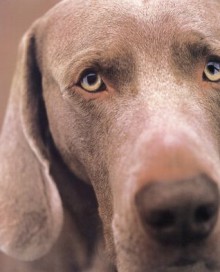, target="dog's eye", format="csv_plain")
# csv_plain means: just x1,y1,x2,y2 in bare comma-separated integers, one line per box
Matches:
204,61,220,82
79,70,106,92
